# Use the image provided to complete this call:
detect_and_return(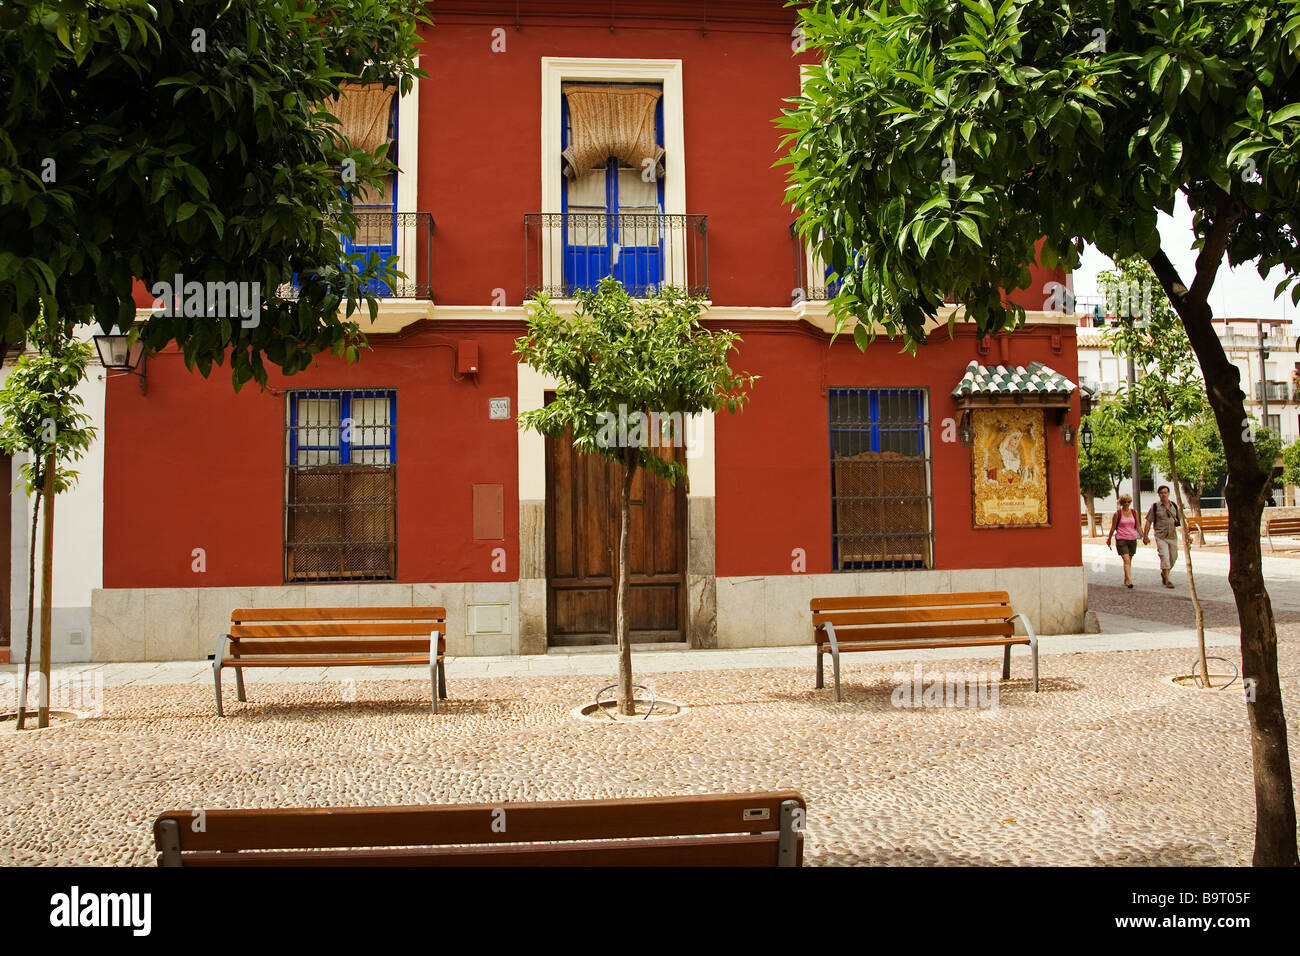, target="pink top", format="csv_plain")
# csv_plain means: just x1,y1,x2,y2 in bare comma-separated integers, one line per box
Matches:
1114,510,1138,540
